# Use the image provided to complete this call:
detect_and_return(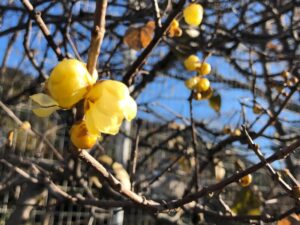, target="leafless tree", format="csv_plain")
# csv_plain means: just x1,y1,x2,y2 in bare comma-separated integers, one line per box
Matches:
0,0,300,224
